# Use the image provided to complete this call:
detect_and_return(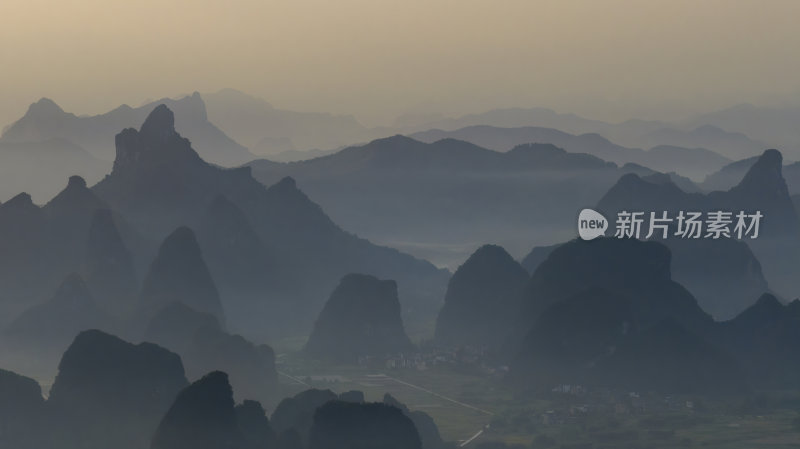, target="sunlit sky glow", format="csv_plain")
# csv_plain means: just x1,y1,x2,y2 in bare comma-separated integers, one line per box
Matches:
2,0,799,127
